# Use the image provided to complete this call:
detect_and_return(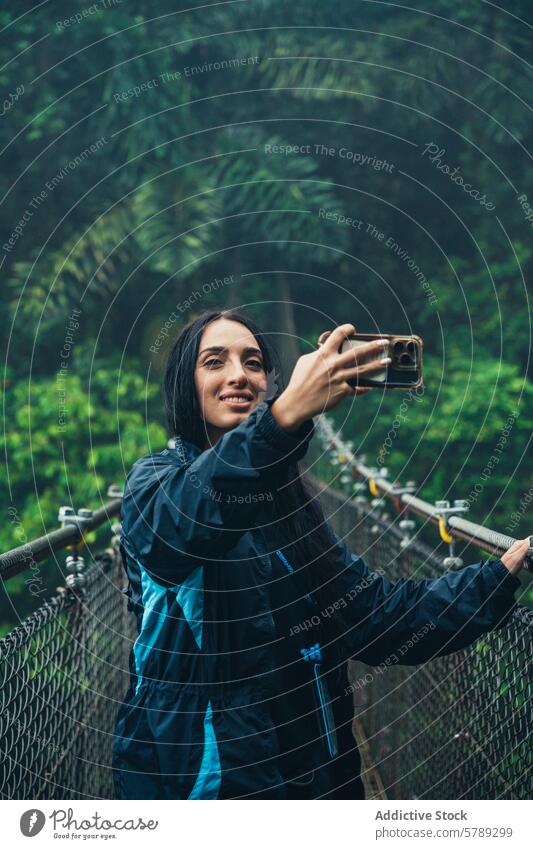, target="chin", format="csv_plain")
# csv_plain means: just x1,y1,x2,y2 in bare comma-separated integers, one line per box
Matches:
219,402,258,418
210,411,244,430
227,407,255,421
